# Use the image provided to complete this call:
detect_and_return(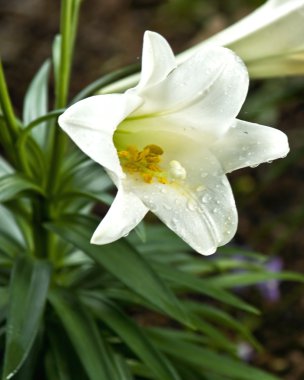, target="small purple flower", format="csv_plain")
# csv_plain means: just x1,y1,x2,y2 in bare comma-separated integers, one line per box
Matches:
257,256,283,303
